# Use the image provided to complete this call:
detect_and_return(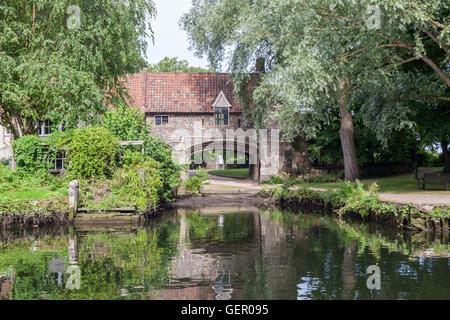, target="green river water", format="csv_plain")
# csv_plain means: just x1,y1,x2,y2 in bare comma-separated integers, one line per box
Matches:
0,206,448,300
